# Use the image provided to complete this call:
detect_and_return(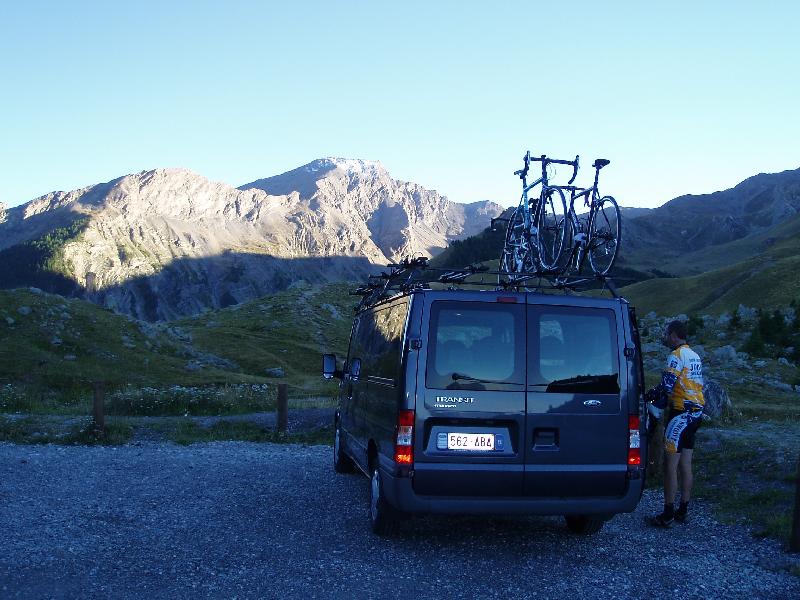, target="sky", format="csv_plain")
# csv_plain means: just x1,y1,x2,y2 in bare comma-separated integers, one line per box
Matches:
1,1,798,210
